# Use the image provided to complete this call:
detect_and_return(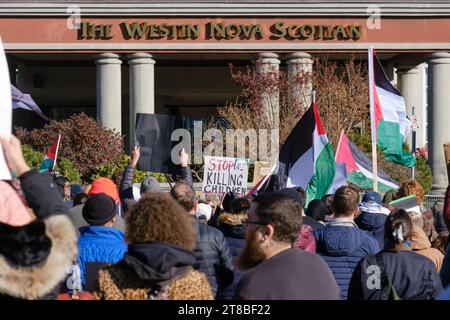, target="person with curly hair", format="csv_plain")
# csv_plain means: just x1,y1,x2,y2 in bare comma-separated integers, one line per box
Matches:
94,193,213,300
